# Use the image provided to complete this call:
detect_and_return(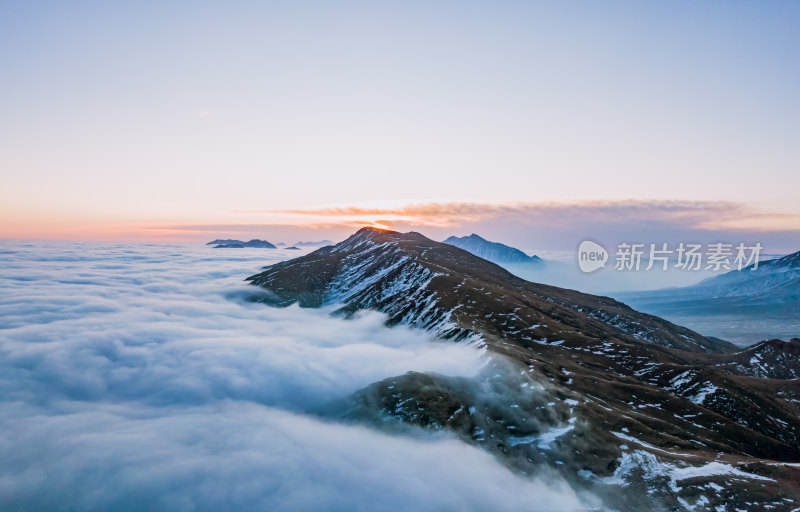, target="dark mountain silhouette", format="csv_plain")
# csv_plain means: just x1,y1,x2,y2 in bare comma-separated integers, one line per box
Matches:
293,240,334,247
209,239,277,249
